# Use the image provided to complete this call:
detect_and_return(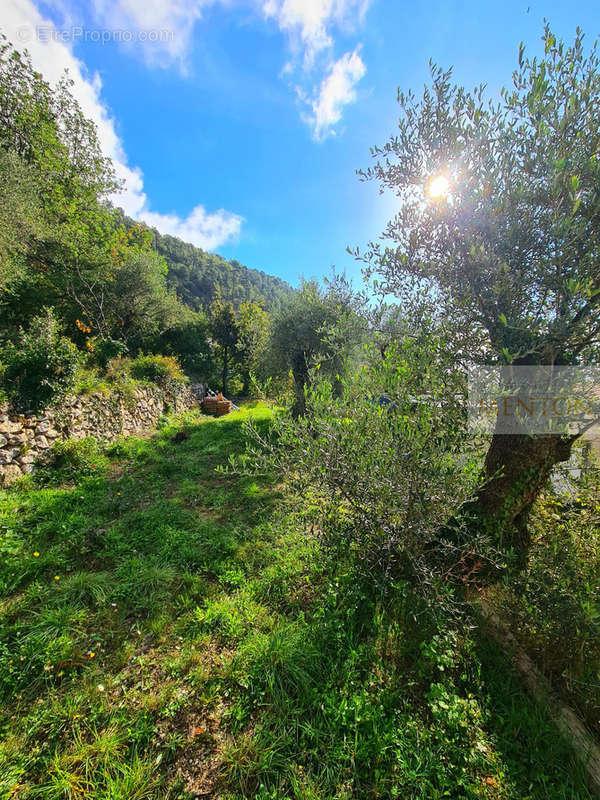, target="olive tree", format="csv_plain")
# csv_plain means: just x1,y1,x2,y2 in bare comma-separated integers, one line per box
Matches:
265,277,363,416
356,27,600,565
